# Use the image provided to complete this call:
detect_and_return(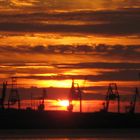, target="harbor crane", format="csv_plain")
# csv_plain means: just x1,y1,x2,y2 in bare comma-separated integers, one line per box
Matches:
38,88,47,111
67,79,83,113
126,87,139,114
0,81,7,109
8,77,20,109
101,83,120,113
